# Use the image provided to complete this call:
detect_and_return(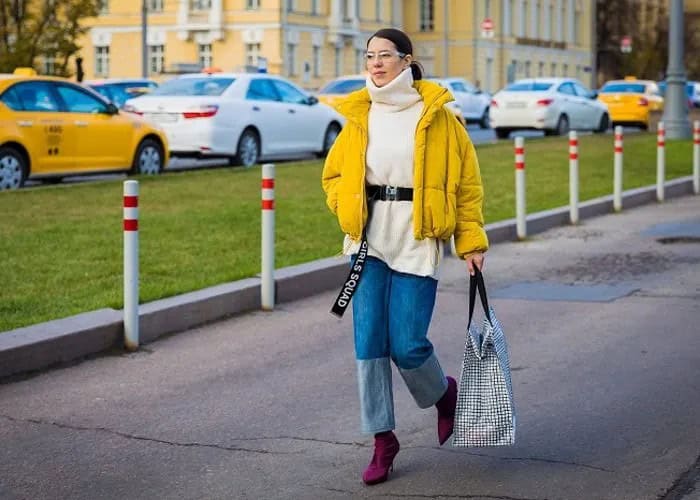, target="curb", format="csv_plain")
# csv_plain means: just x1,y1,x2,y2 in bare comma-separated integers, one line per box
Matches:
0,176,696,379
